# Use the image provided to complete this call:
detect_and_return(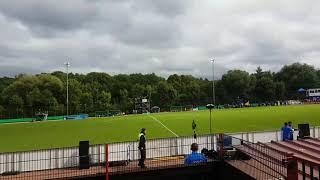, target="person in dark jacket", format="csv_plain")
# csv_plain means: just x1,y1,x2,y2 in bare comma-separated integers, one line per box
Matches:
138,128,146,168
